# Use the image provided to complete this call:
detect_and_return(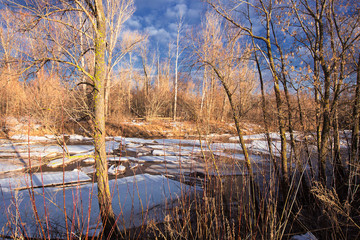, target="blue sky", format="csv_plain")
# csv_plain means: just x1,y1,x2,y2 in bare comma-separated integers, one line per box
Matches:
127,0,205,51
